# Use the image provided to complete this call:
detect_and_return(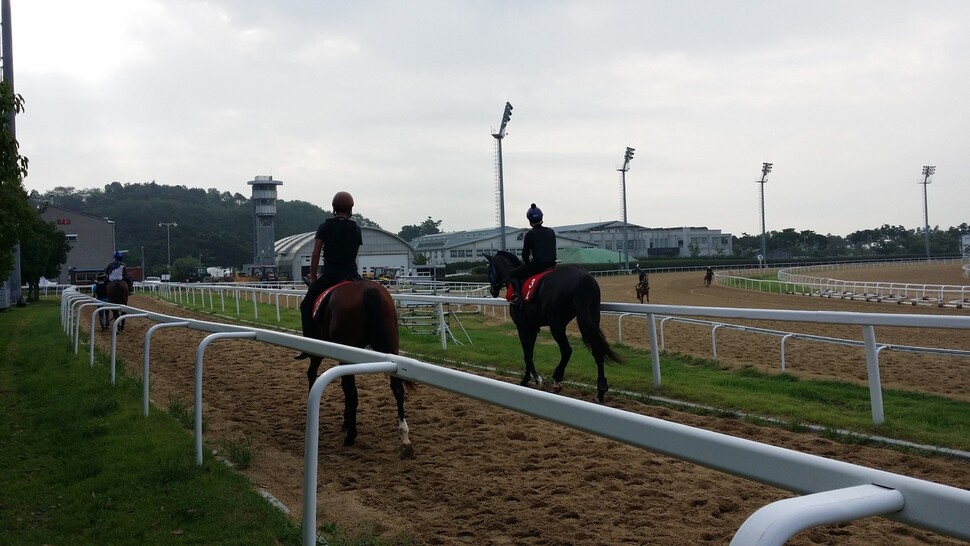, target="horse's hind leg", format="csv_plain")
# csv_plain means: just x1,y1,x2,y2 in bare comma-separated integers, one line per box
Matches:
340,373,359,446
390,377,414,459
516,325,543,388
549,323,573,393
